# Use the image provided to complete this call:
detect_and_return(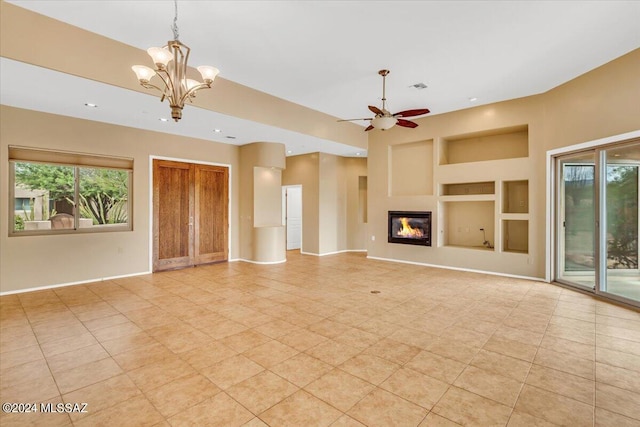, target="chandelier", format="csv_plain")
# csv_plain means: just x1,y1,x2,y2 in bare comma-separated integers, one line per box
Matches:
132,1,219,121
